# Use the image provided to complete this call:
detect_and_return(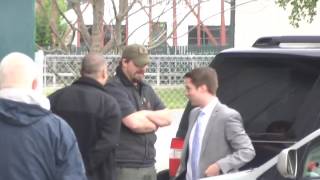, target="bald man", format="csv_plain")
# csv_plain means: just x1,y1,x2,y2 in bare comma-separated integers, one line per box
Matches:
0,52,87,180
49,53,121,180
